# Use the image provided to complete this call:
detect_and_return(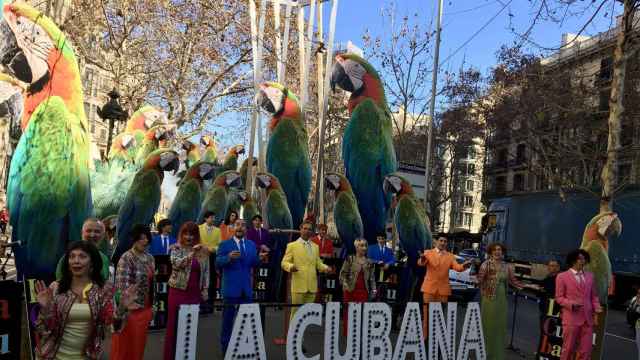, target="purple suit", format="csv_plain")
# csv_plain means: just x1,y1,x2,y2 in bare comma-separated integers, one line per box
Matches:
246,227,271,250
555,269,601,360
